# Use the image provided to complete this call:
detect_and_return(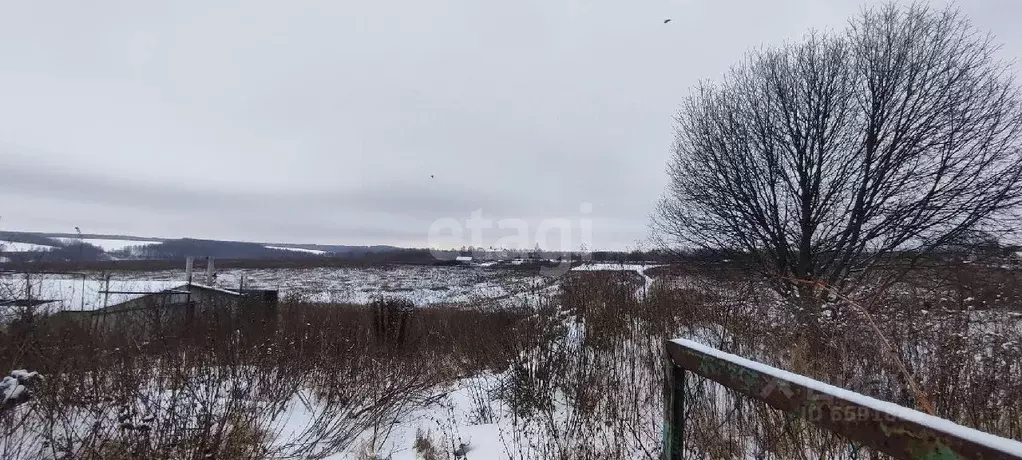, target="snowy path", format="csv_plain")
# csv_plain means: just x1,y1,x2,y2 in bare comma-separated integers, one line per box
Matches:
570,263,664,299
